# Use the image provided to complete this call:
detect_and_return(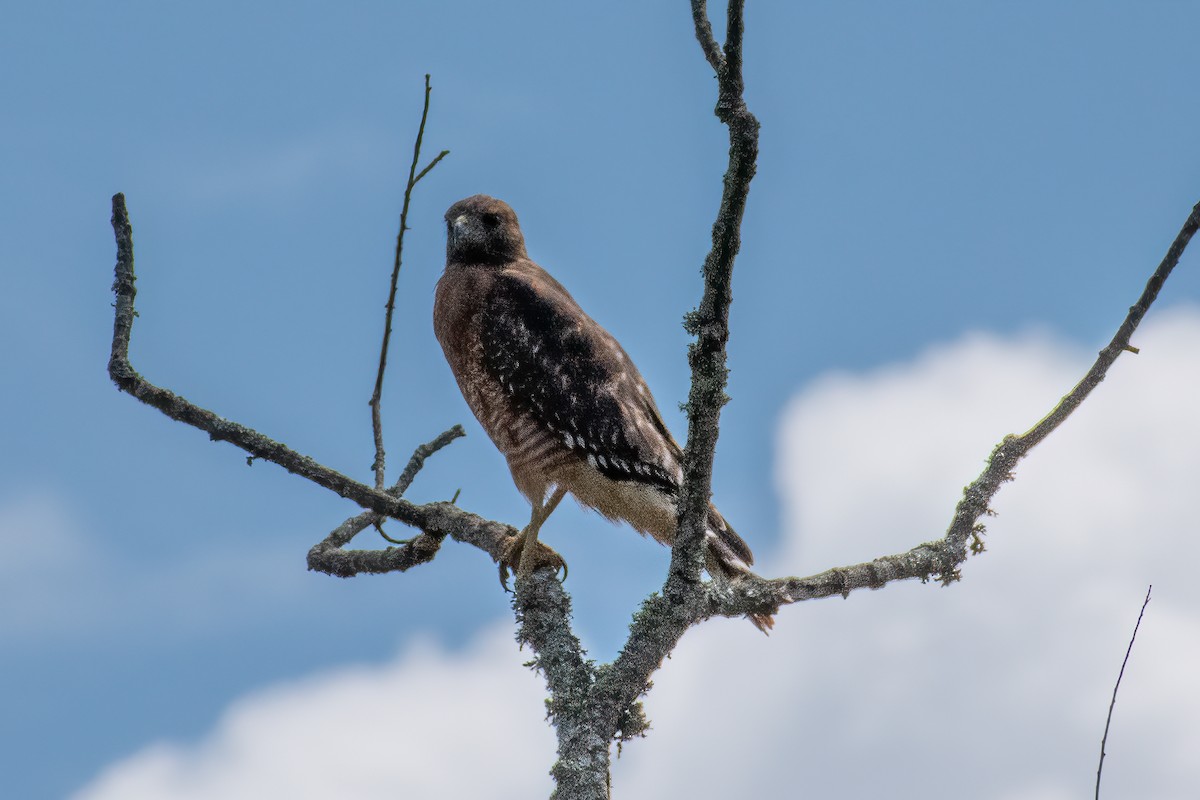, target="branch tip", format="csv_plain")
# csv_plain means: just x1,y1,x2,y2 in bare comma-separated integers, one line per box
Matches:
370,74,449,490
1096,585,1152,799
